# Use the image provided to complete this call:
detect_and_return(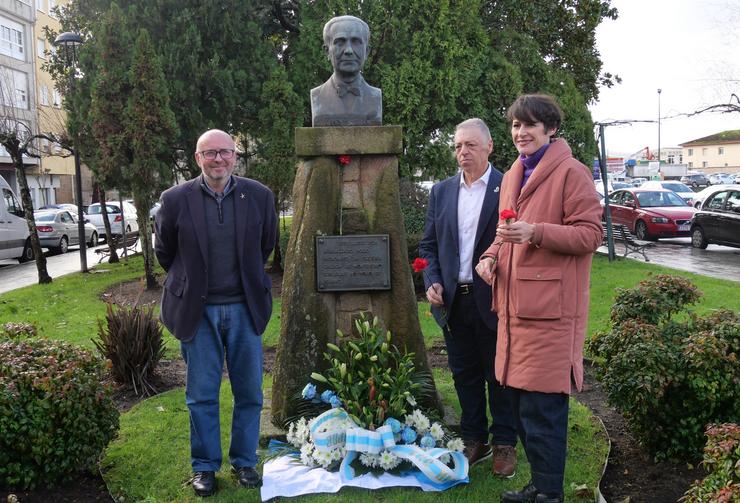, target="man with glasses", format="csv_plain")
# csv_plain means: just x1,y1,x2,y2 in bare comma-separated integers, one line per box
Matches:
155,129,277,497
